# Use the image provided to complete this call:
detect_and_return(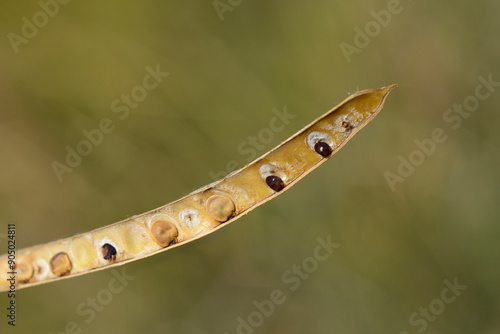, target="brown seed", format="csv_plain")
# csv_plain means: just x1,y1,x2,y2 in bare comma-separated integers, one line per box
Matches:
16,262,34,282
206,195,236,222
266,175,285,192
50,252,72,276
102,243,117,261
150,220,178,247
342,121,351,129
314,142,333,157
